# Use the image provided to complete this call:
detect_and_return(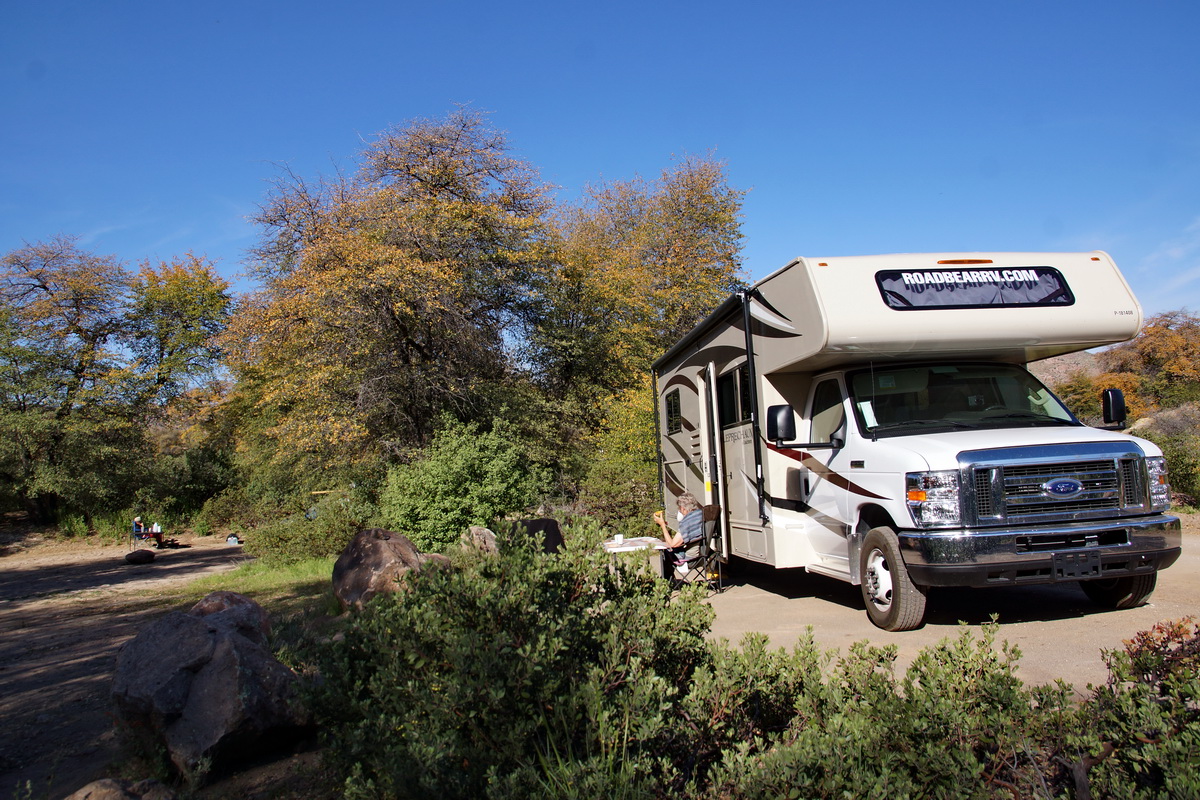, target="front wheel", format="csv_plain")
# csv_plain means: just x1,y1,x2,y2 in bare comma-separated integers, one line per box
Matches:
1080,573,1157,609
859,527,927,631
